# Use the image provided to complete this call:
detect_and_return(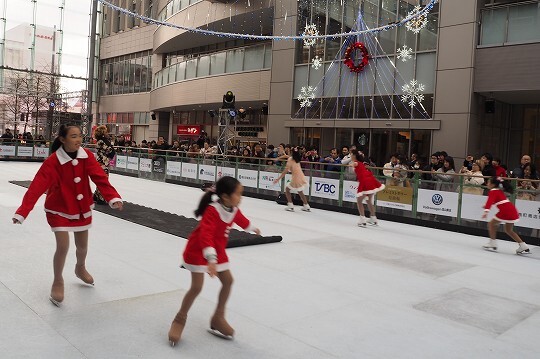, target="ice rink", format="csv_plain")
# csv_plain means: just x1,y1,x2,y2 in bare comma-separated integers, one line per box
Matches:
1,161,540,359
